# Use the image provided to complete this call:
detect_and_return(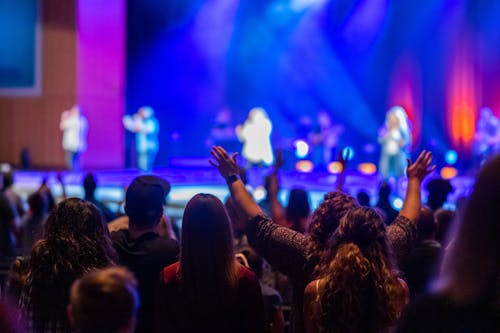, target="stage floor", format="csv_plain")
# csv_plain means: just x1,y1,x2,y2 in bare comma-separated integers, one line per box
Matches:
11,163,473,219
